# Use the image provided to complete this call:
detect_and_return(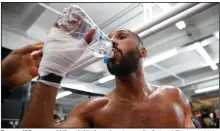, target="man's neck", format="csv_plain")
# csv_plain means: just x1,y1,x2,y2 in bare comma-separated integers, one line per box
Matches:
113,66,151,102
